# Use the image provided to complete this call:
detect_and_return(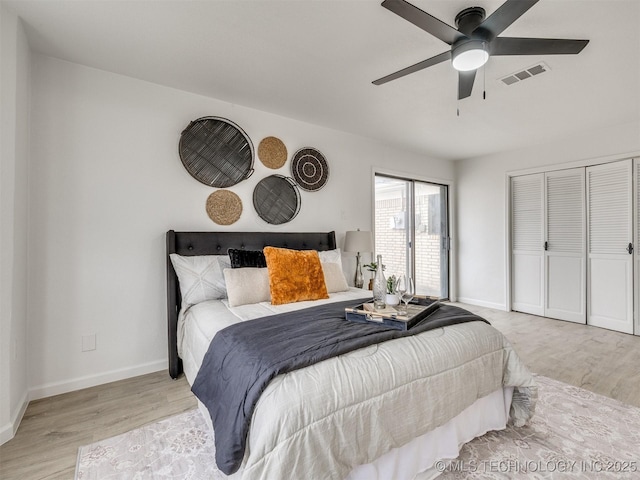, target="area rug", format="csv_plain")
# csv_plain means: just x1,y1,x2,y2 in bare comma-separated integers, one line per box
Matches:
76,376,640,479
